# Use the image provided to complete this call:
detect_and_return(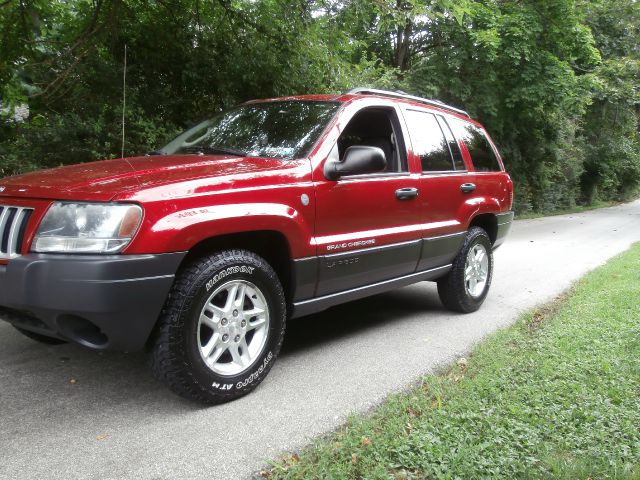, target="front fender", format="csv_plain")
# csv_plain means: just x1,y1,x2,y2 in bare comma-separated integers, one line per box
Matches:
125,202,314,258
